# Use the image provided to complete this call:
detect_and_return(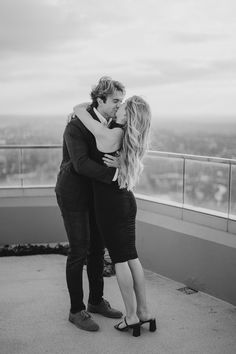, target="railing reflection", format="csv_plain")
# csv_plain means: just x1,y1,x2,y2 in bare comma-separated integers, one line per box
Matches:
0,146,236,220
